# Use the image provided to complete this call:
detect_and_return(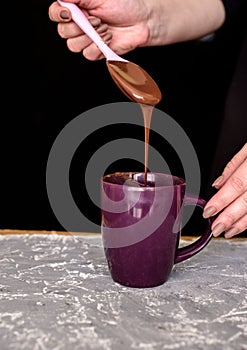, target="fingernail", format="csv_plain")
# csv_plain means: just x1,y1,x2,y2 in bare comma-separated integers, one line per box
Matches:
97,24,108,34
60,10,69,20
212,223,226,237
89,17,101,26
103,33,113,42
203,206,217,218
224,227,238,238
212,176,223,188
